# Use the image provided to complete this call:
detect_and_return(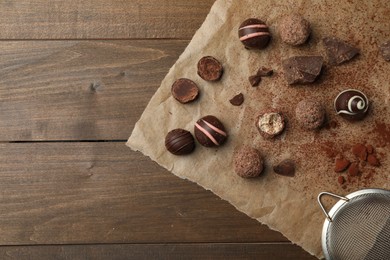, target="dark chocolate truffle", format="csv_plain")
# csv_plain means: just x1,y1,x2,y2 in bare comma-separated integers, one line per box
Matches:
295,100,325,130
165,129,195,155
334,89,369,121
233,146,264,178
379,41,390,61
282,56,323,84
279,14,311,46
256,111,285,138
323,37,359,65
197,56,224,81
238,18,271,50
194,115,227,147
171,78,199,104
